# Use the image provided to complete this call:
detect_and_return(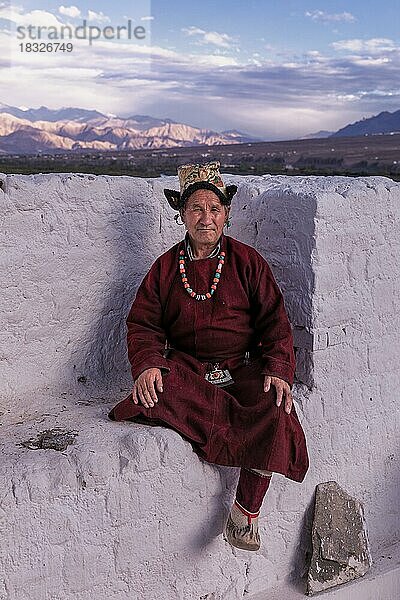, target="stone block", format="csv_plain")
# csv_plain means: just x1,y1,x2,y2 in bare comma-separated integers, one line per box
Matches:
307,481,372,595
